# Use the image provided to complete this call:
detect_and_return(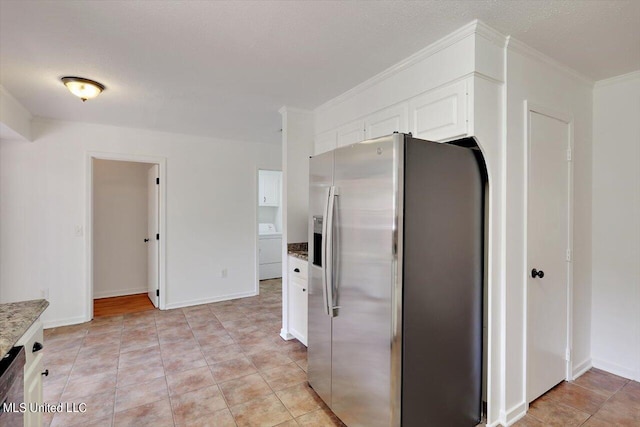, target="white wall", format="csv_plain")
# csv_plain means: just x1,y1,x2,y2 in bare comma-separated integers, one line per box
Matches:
0,85,32,142
0,118,280,327
504,40,594,420
281,108,313,245
591,71,640,381
279,107,313,341
93,160,150,299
